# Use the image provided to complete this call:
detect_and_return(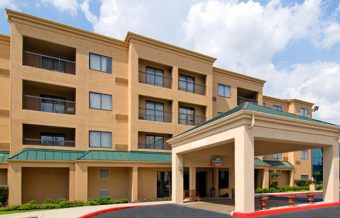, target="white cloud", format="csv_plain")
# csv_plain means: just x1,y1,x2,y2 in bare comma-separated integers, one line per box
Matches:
0,0,18,9
321,22,340,48
41,0,79,14
80,0,147,39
